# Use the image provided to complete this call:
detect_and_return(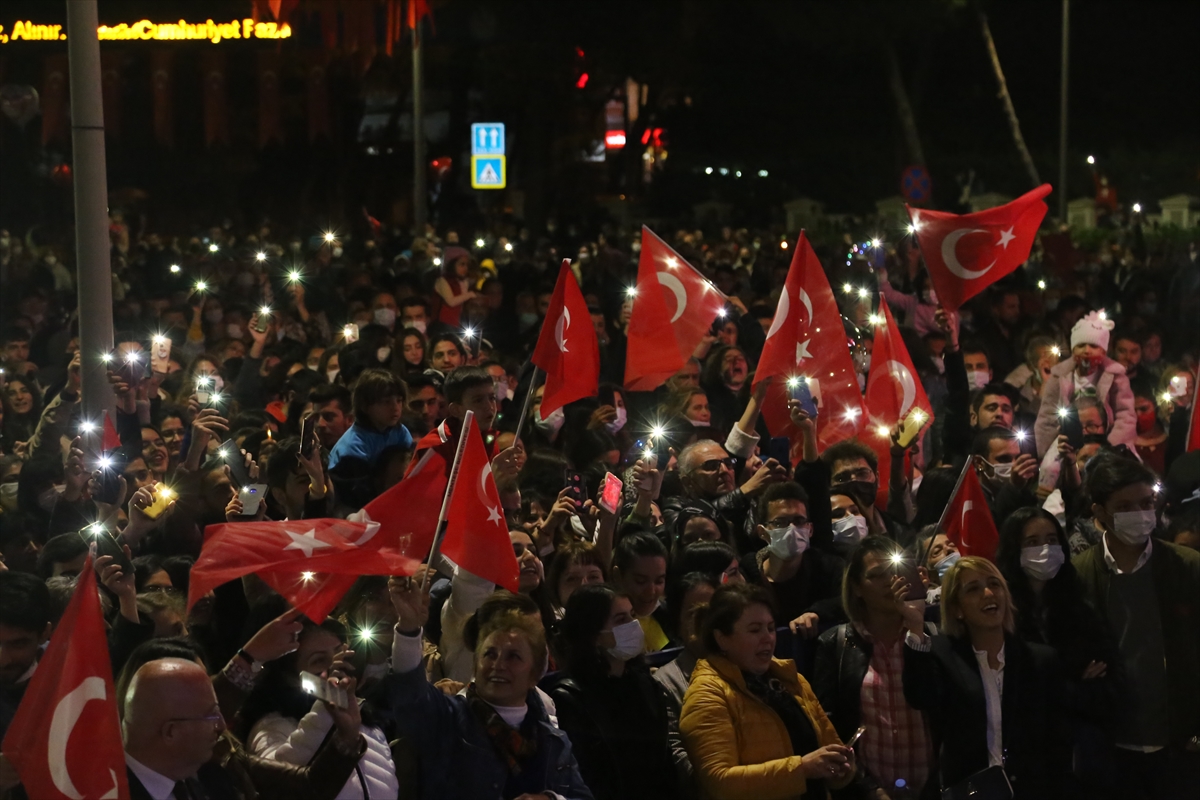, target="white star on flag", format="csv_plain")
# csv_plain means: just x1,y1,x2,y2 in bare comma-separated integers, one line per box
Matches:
795,339,813,364
996,227,1016,249
283,529,333,558
487,506,503,524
